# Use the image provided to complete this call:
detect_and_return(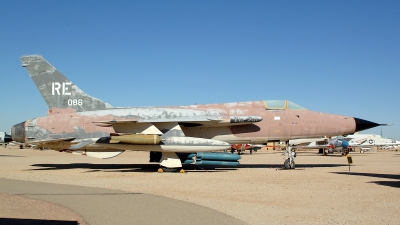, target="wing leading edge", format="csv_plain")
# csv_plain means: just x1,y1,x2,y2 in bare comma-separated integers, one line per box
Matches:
93,115,263,133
